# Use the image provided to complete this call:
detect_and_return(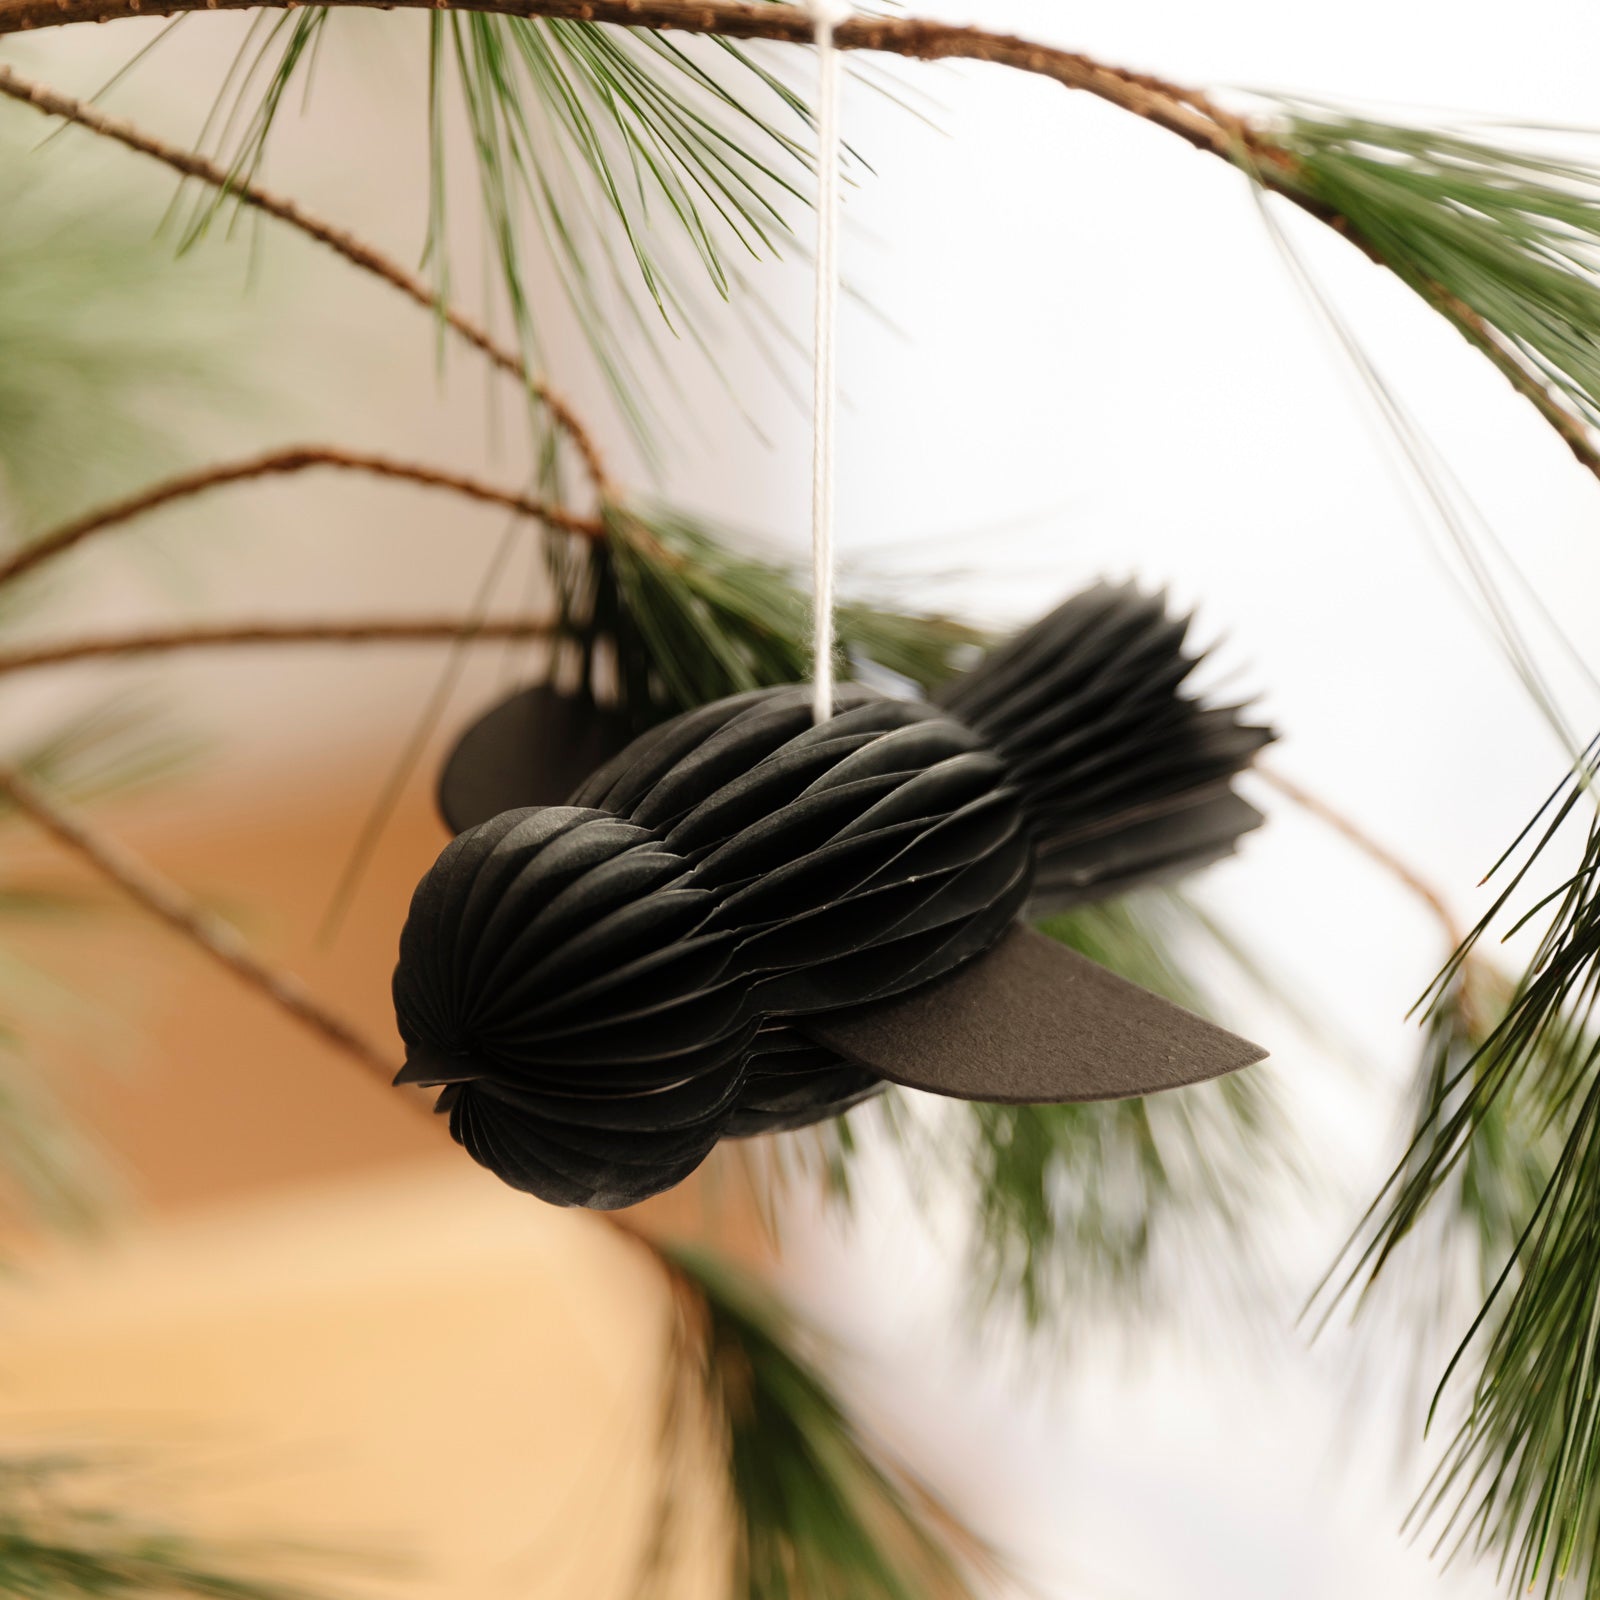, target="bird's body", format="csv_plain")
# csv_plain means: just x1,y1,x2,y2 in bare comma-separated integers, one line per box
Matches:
393,584,1274,1208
